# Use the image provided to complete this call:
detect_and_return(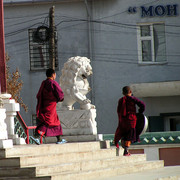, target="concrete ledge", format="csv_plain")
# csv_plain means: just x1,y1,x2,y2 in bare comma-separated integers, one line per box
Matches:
130,143,180,149
131,81,180,97
129,144,180,166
